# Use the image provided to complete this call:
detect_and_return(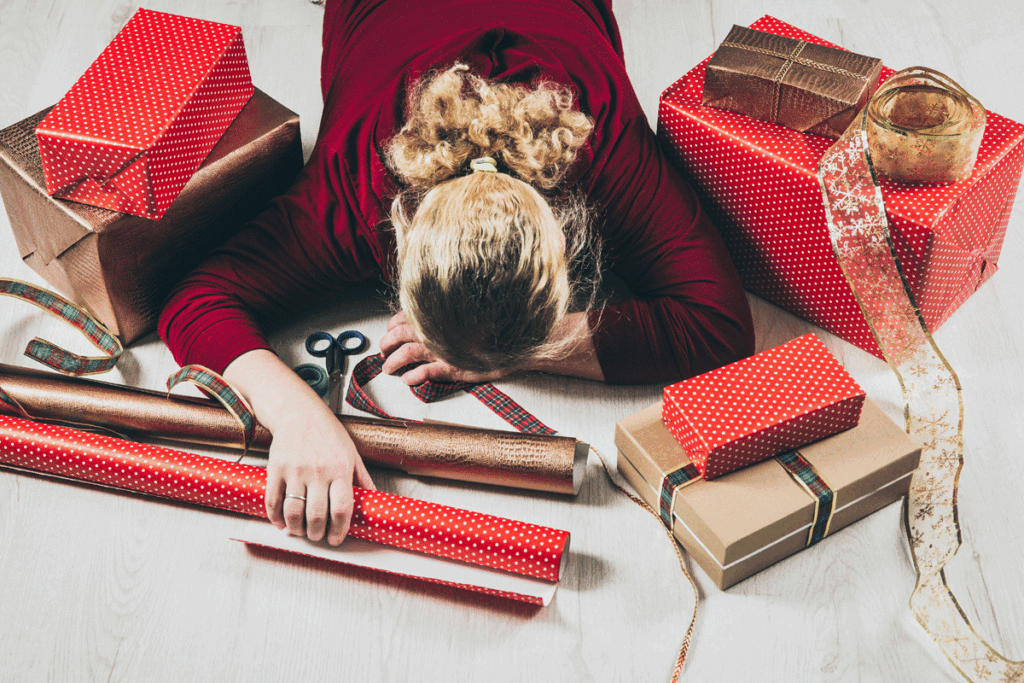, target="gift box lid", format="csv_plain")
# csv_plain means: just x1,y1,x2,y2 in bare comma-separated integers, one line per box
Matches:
34,8,254,219
662,334,865,479
661,15,1024,265
617,398,920,567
